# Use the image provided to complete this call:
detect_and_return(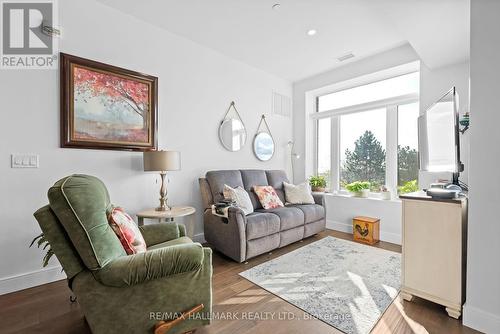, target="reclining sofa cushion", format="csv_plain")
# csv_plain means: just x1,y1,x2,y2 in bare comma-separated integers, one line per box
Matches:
265,170,289,204
240,169,268,210
257,206,304,231
206,170,244,204
294,204,326,224
246,212,280,240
